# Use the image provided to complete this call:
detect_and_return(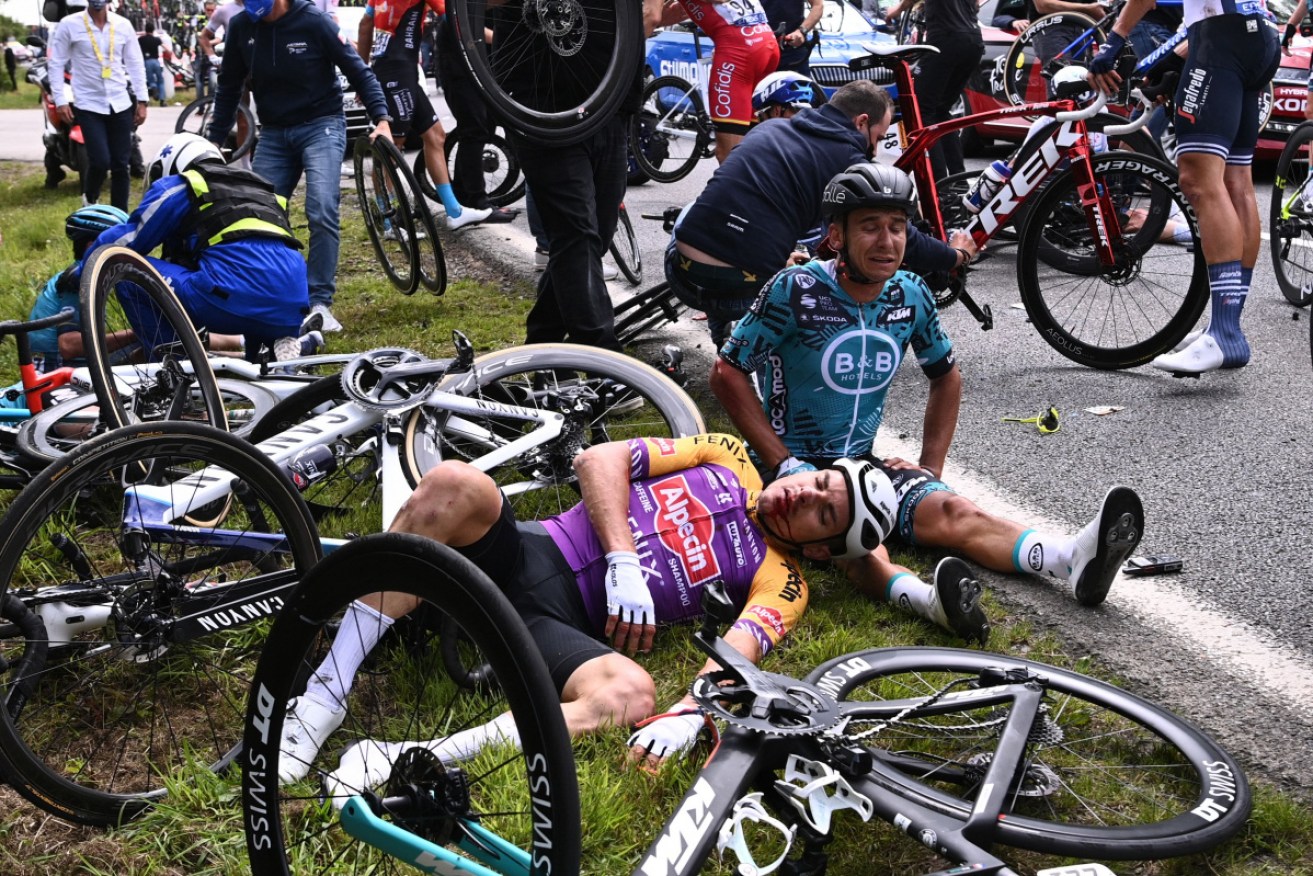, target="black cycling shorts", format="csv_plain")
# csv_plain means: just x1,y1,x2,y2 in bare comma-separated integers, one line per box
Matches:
455,498,611,693
375,61,439,139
